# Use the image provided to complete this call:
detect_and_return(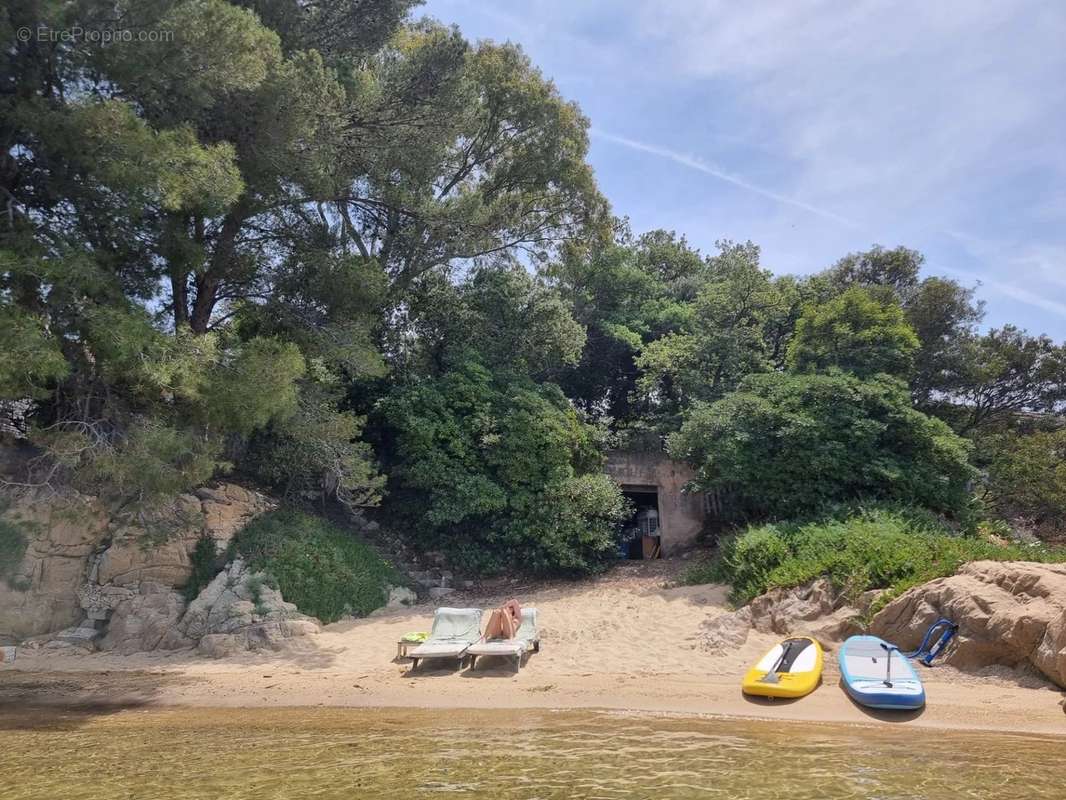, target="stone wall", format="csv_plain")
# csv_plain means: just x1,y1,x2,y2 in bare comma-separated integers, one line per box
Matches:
604,449,705,555
0,483,273,642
